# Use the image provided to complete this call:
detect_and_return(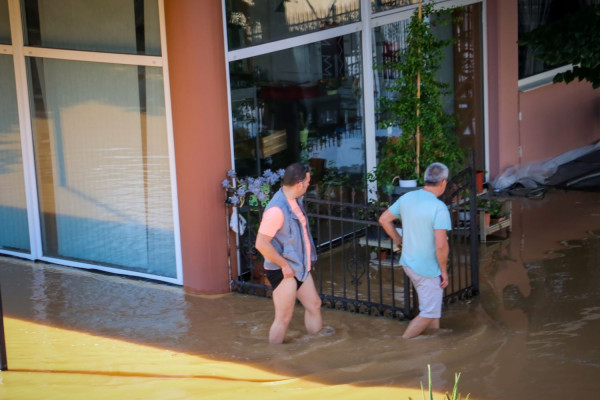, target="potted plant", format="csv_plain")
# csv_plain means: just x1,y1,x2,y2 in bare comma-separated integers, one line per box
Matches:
358,198,390,240
318,162,352,203
222,168,285,285
222,168,284,208
298,111,309,147
376,1,466,188
318,76,347,95
487,199,507,223
476,170,486,194
376,136,418,189
475,197,506,227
